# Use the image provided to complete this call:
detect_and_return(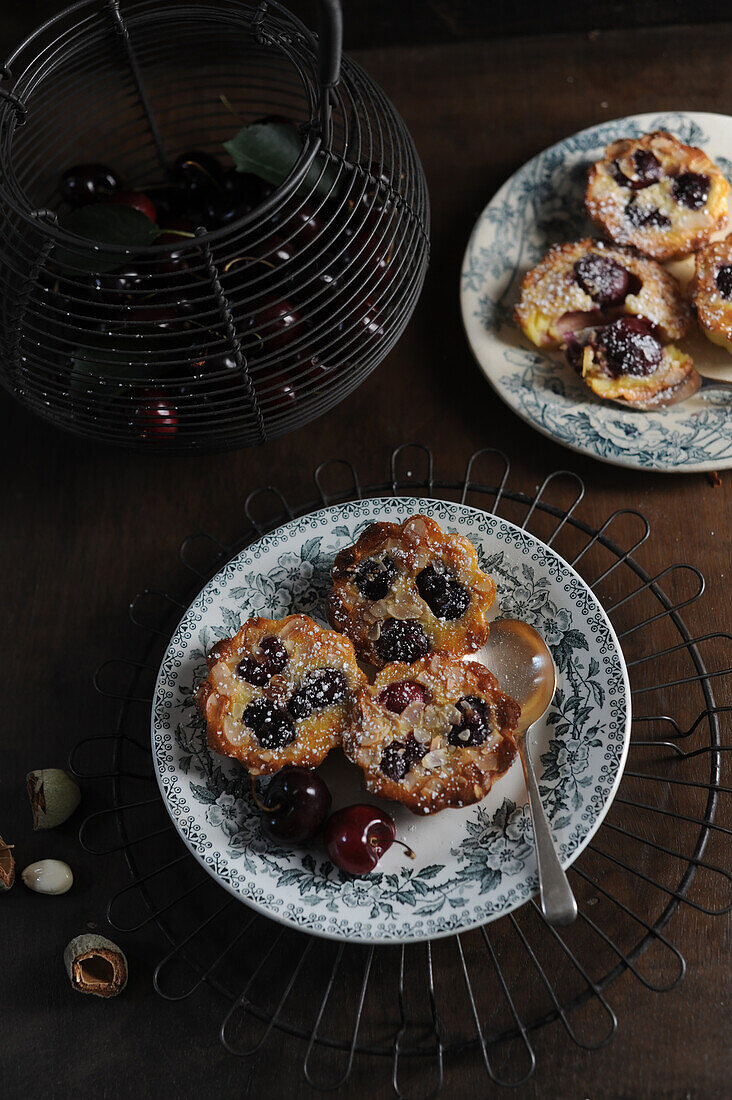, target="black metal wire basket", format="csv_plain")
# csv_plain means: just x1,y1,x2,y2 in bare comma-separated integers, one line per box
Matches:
72,445,731,1096
0,0,429,452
